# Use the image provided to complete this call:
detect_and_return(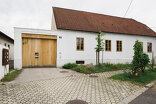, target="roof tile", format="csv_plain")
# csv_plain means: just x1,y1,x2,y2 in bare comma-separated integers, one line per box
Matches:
53,7,156,37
